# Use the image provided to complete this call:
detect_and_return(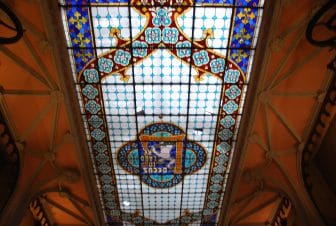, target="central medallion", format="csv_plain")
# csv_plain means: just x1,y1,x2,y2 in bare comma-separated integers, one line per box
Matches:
117,123,207,188
139,133,185,175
